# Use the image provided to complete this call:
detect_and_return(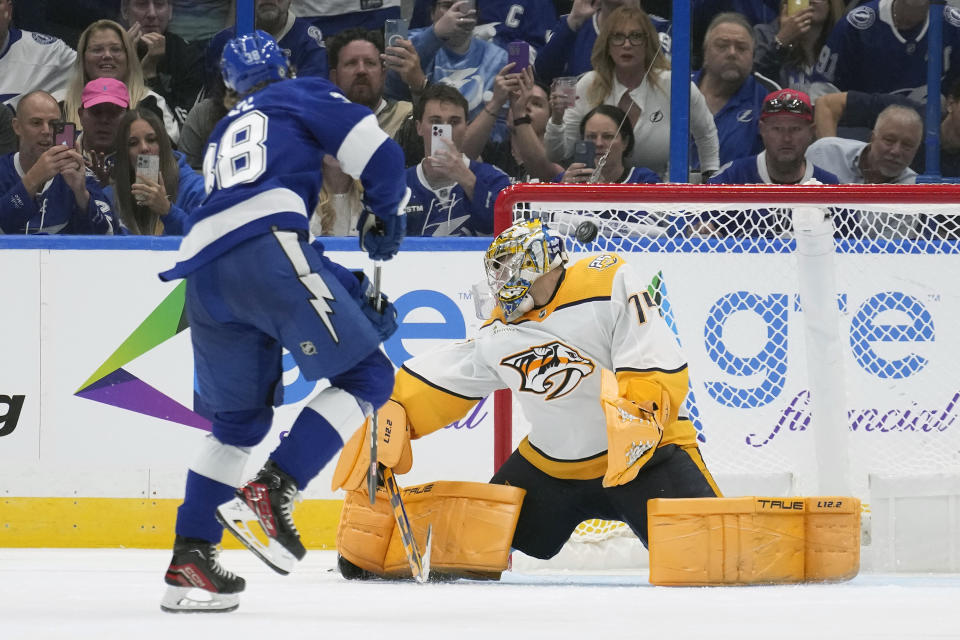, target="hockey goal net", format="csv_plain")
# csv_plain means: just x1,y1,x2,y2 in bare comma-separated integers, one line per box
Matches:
491,183,960,568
